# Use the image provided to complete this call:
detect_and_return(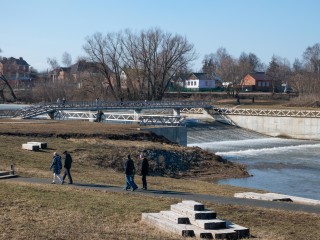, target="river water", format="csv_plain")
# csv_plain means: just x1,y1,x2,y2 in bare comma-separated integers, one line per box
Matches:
187,121,320,200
